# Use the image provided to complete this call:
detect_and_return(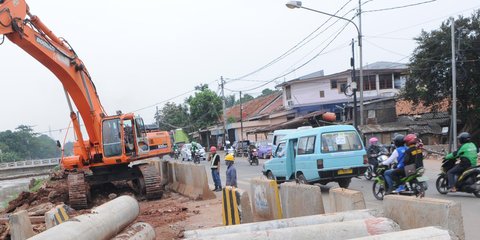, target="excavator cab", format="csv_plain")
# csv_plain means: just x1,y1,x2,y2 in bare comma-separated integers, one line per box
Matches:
101,115,150,159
